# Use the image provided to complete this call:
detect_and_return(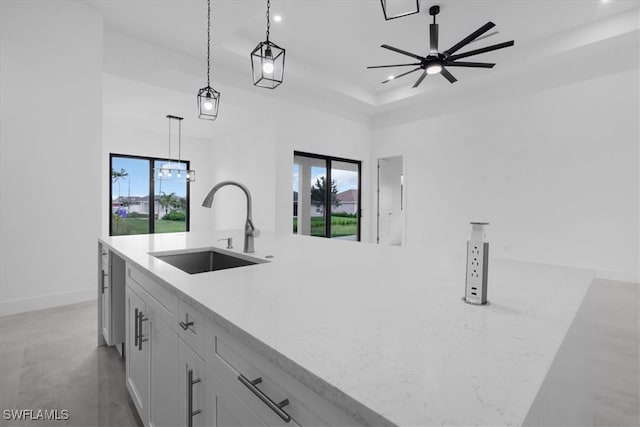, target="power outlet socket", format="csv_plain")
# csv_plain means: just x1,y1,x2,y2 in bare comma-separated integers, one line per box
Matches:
465,241,489,304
